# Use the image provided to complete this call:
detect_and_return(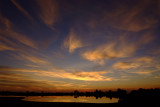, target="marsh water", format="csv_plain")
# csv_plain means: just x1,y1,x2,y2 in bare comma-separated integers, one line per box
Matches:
22,96,119,103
